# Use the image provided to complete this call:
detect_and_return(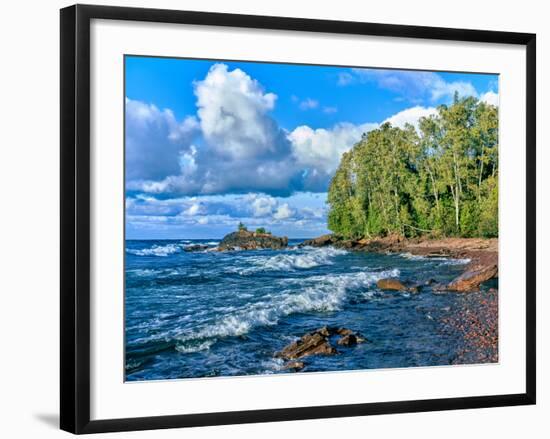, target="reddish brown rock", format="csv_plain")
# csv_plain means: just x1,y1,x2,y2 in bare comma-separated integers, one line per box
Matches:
335,328,353,336
276,331,337,360
446,264,498,292
377,278,418,293
276,326,367,360
337,334,358,346
283,361,305,371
